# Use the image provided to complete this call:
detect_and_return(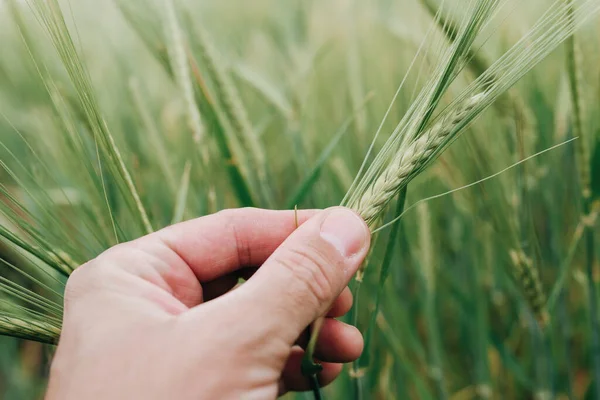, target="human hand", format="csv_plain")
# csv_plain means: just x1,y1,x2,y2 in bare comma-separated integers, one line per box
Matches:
46,207,371,399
